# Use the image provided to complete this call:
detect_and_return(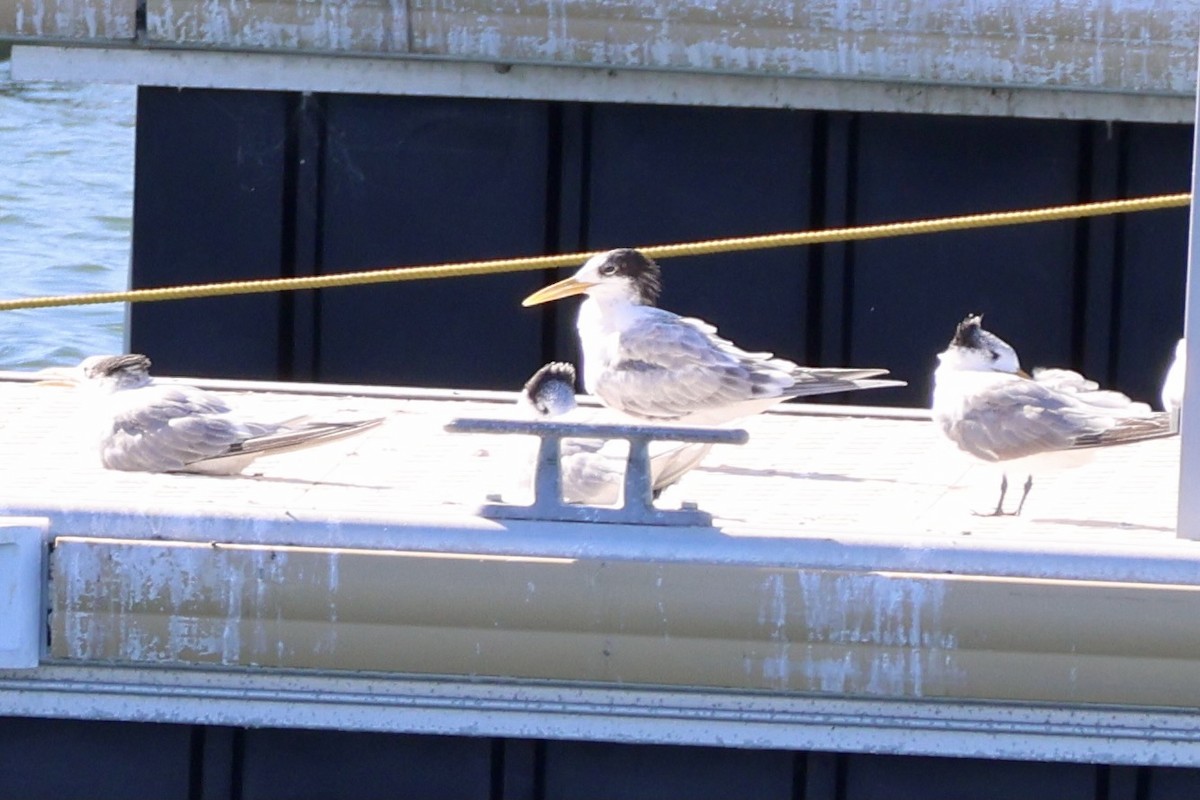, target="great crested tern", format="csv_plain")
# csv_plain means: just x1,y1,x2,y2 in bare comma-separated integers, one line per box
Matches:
519,361,712,505
932,314,1173,516
42,354,384,474
522,248,904,424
